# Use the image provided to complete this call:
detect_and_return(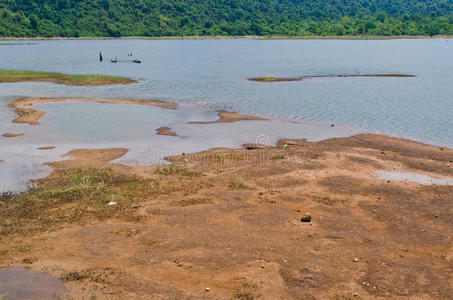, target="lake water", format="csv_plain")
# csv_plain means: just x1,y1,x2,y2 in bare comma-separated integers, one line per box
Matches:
1,38,453,192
